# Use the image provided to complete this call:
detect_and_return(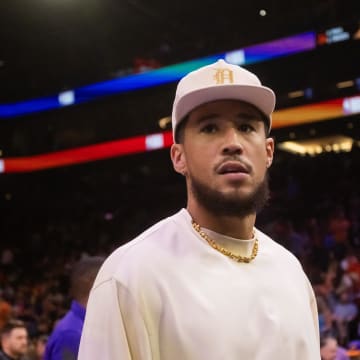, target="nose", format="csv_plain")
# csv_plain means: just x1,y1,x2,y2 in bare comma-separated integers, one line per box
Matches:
221,127,244,155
